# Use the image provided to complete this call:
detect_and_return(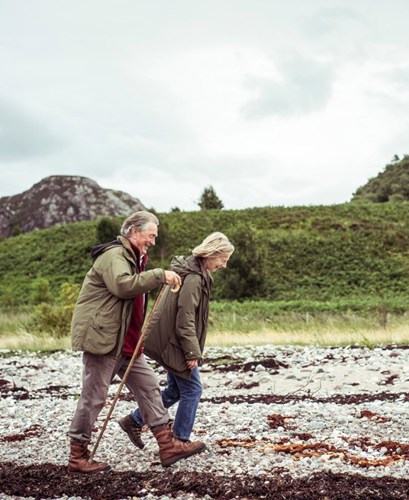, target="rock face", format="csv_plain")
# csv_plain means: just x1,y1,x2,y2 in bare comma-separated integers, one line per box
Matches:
0,175,146,238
